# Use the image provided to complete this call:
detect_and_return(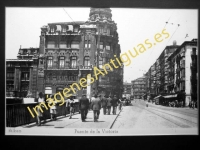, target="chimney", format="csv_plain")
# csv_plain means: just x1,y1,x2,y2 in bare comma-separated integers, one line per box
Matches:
173,40,177,45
